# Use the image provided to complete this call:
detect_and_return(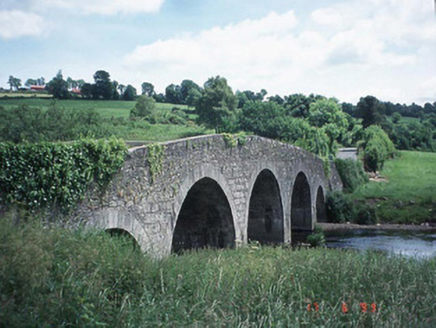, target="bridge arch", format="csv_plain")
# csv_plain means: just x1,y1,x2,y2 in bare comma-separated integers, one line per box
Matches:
247,169,284,244
291,171,312,231
106,228,140,249
172,164,237,253
86,209,149,253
